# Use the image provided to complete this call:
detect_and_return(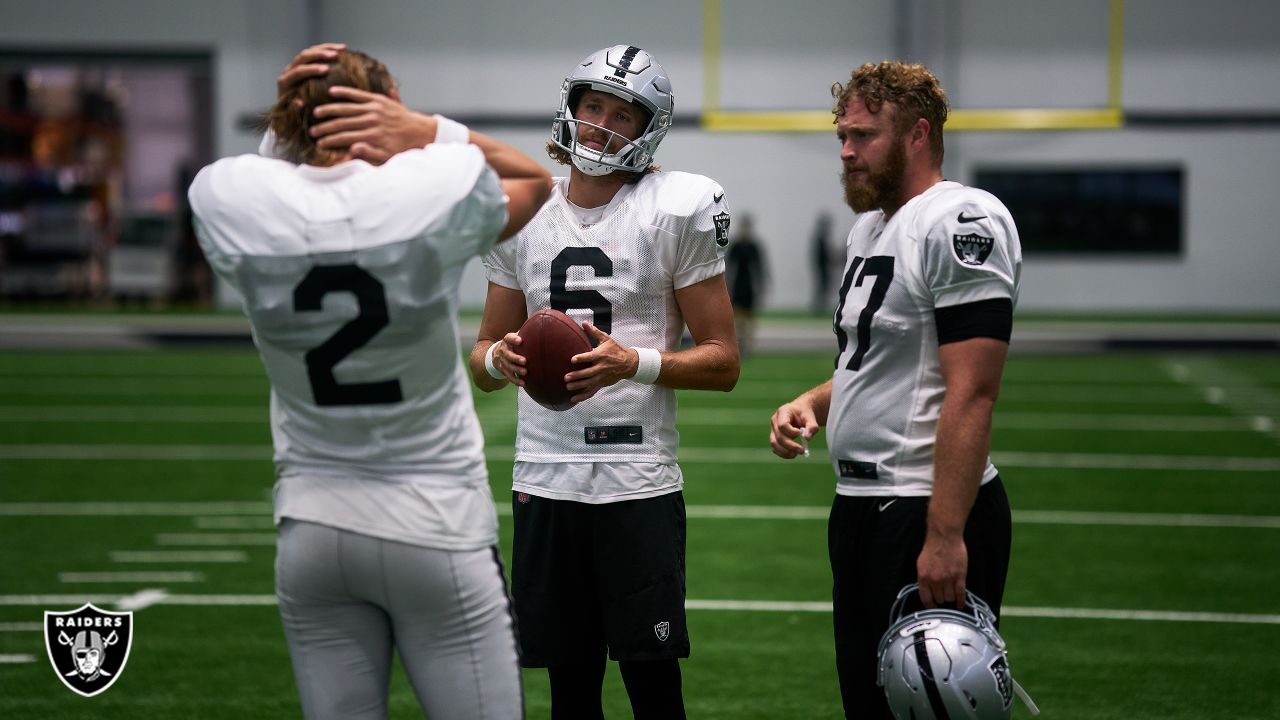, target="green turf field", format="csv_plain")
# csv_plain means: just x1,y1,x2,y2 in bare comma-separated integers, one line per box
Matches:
1,348,1278,718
